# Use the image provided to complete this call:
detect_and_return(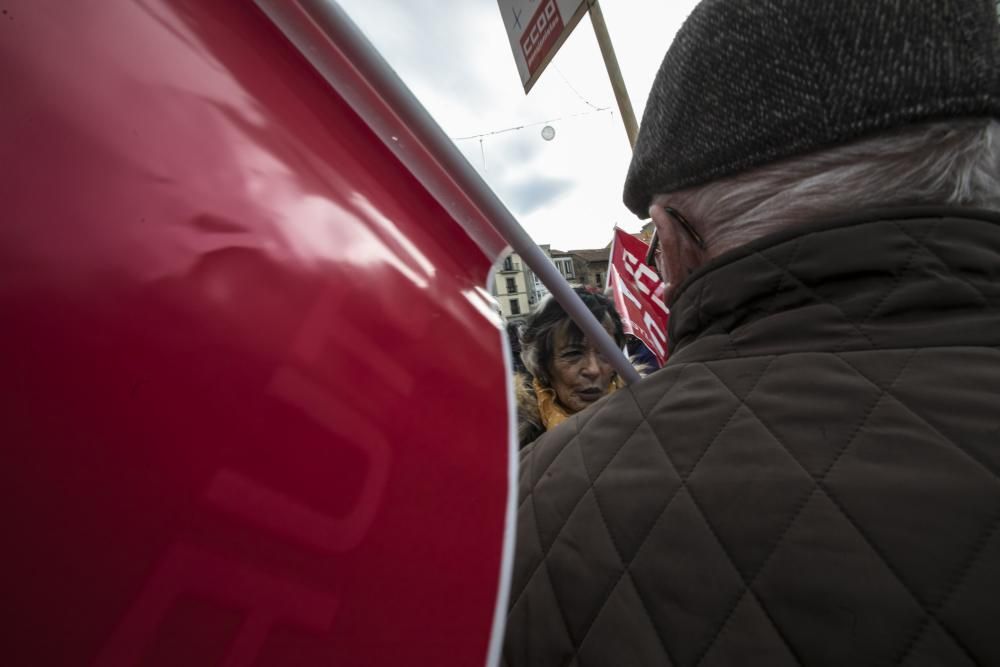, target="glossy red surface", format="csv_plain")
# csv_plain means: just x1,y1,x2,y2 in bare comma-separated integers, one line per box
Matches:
1,1,512,664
